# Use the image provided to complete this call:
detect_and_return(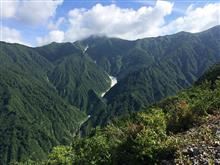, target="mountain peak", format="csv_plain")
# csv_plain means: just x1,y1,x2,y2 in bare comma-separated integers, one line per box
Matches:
81,34,108,41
